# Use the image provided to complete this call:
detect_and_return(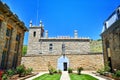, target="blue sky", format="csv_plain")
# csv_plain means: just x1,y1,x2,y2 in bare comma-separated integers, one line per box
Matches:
2,0,120,45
